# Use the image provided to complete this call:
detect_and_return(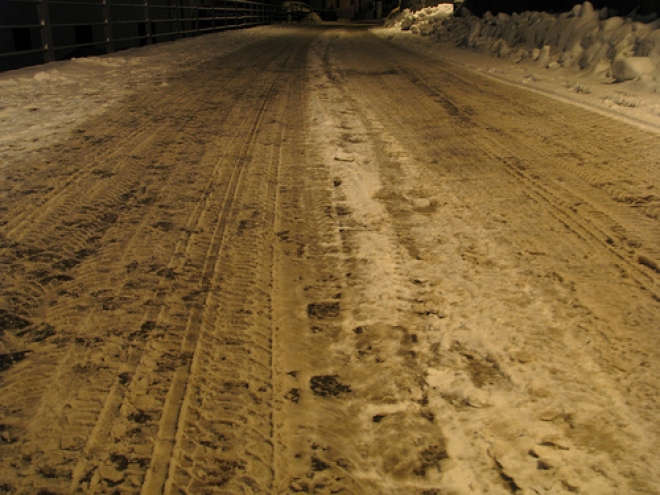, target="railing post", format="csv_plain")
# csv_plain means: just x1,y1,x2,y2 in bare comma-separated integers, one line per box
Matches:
170,2,176,40
37,0,55,62
195,0,200,34
102,0,114,54
144,0,152,45
175,2,181,38
211,0,216,32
